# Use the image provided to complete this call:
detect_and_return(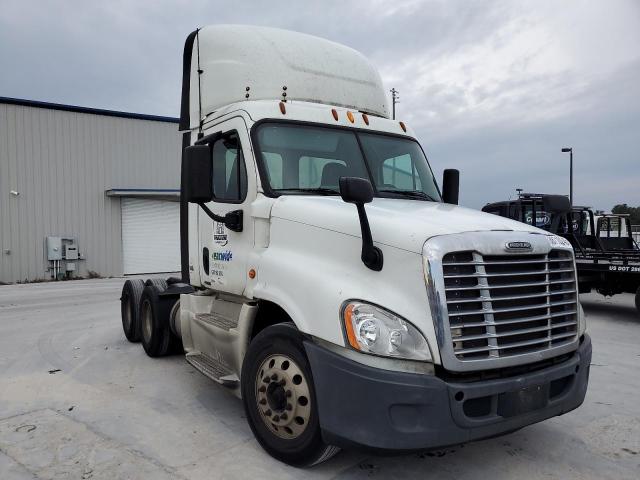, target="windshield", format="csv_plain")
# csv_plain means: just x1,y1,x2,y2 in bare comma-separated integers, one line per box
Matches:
254,123,442,201
521,203,552,229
